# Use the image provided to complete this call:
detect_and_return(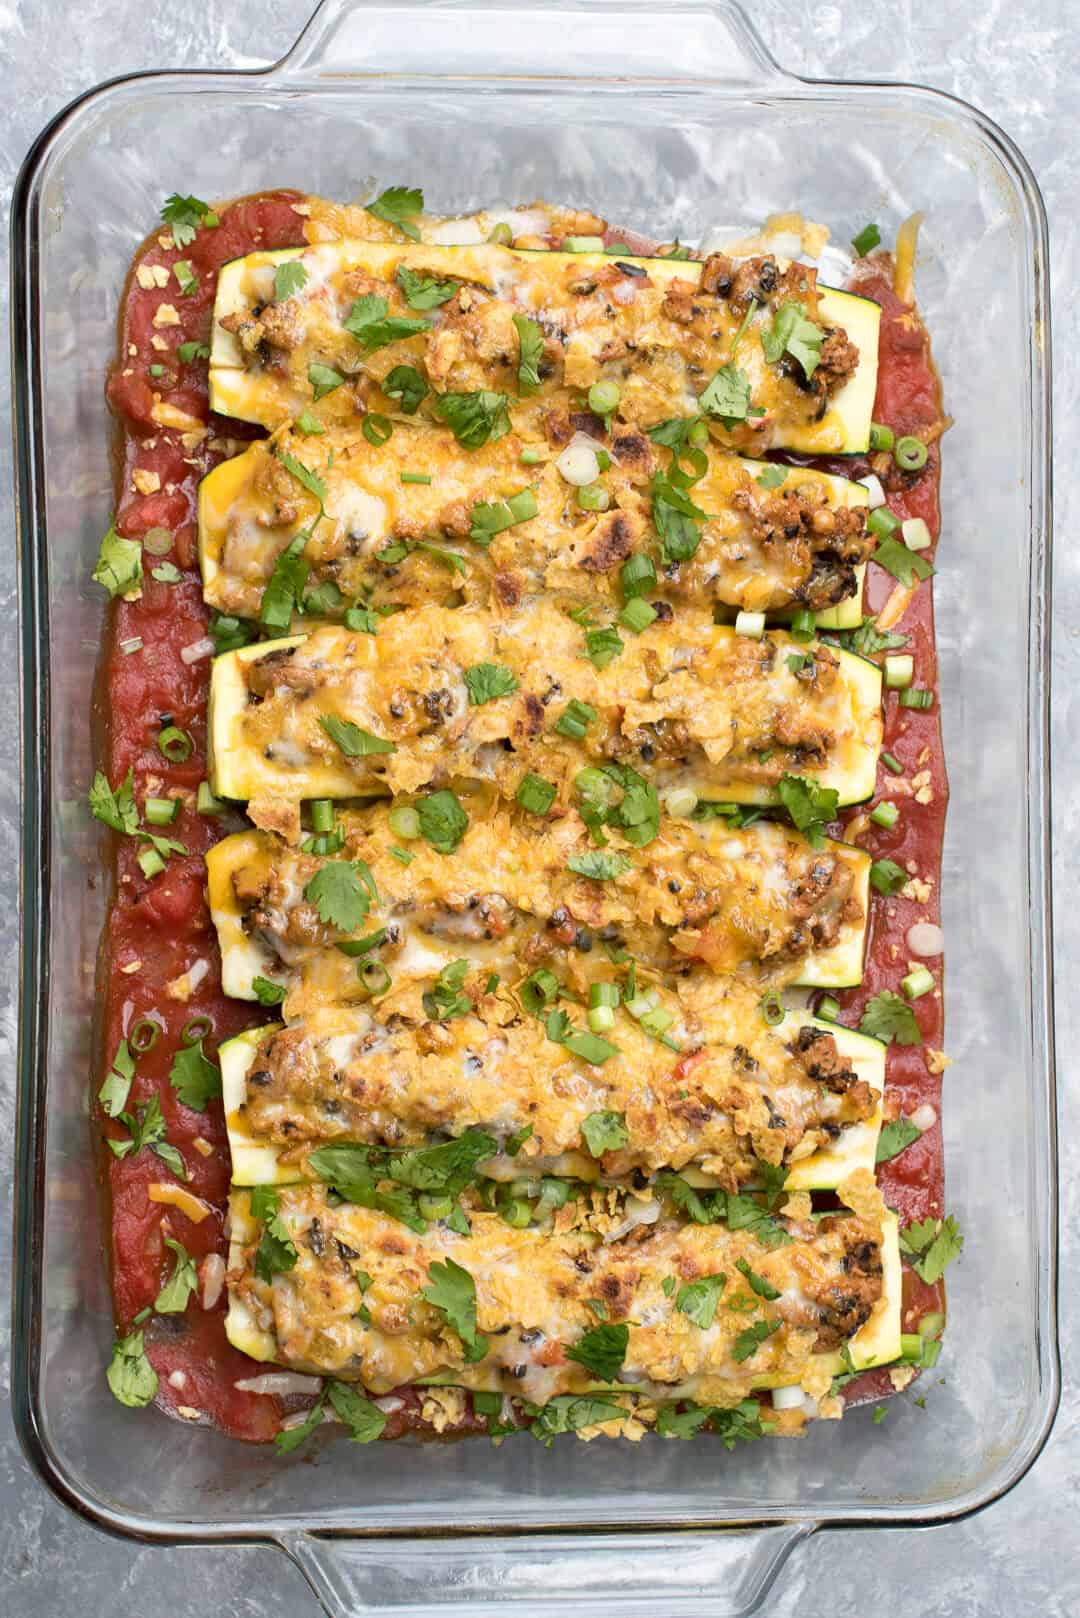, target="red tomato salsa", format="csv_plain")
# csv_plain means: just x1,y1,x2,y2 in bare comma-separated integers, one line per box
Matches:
97,201,948,1440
